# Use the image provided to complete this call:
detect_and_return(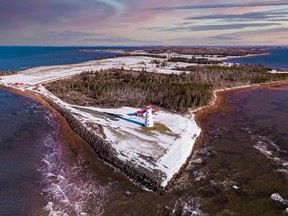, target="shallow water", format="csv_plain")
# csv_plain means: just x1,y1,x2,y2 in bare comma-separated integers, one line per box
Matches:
0,89,51,215
188,85,288,215
0,89,115,215
1,84,288,215
99,84,288,215
1,45,287,215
